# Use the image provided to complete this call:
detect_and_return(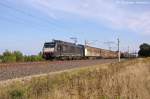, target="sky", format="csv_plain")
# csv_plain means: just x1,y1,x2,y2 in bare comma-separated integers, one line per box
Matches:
0,0,150,55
